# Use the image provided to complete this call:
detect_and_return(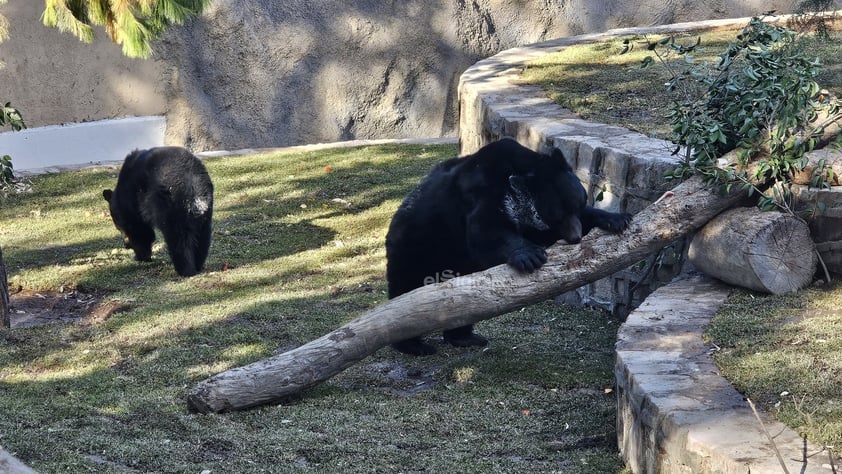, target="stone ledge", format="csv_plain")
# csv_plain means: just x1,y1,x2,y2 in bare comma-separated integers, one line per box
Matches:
616,274,834,473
